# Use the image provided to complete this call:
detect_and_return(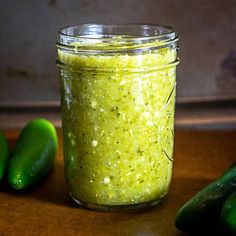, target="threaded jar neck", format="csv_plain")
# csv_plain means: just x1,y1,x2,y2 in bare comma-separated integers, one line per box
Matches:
56,24,179,71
